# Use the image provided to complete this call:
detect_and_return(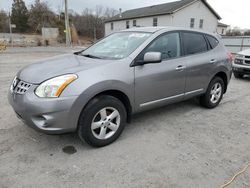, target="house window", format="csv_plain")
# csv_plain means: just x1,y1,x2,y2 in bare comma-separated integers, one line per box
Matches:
111,22,114,30
133,20,137,27
153,18,158,27
190,18,195,28
126,21,130,29
222,29,224,35
199,19,204,29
